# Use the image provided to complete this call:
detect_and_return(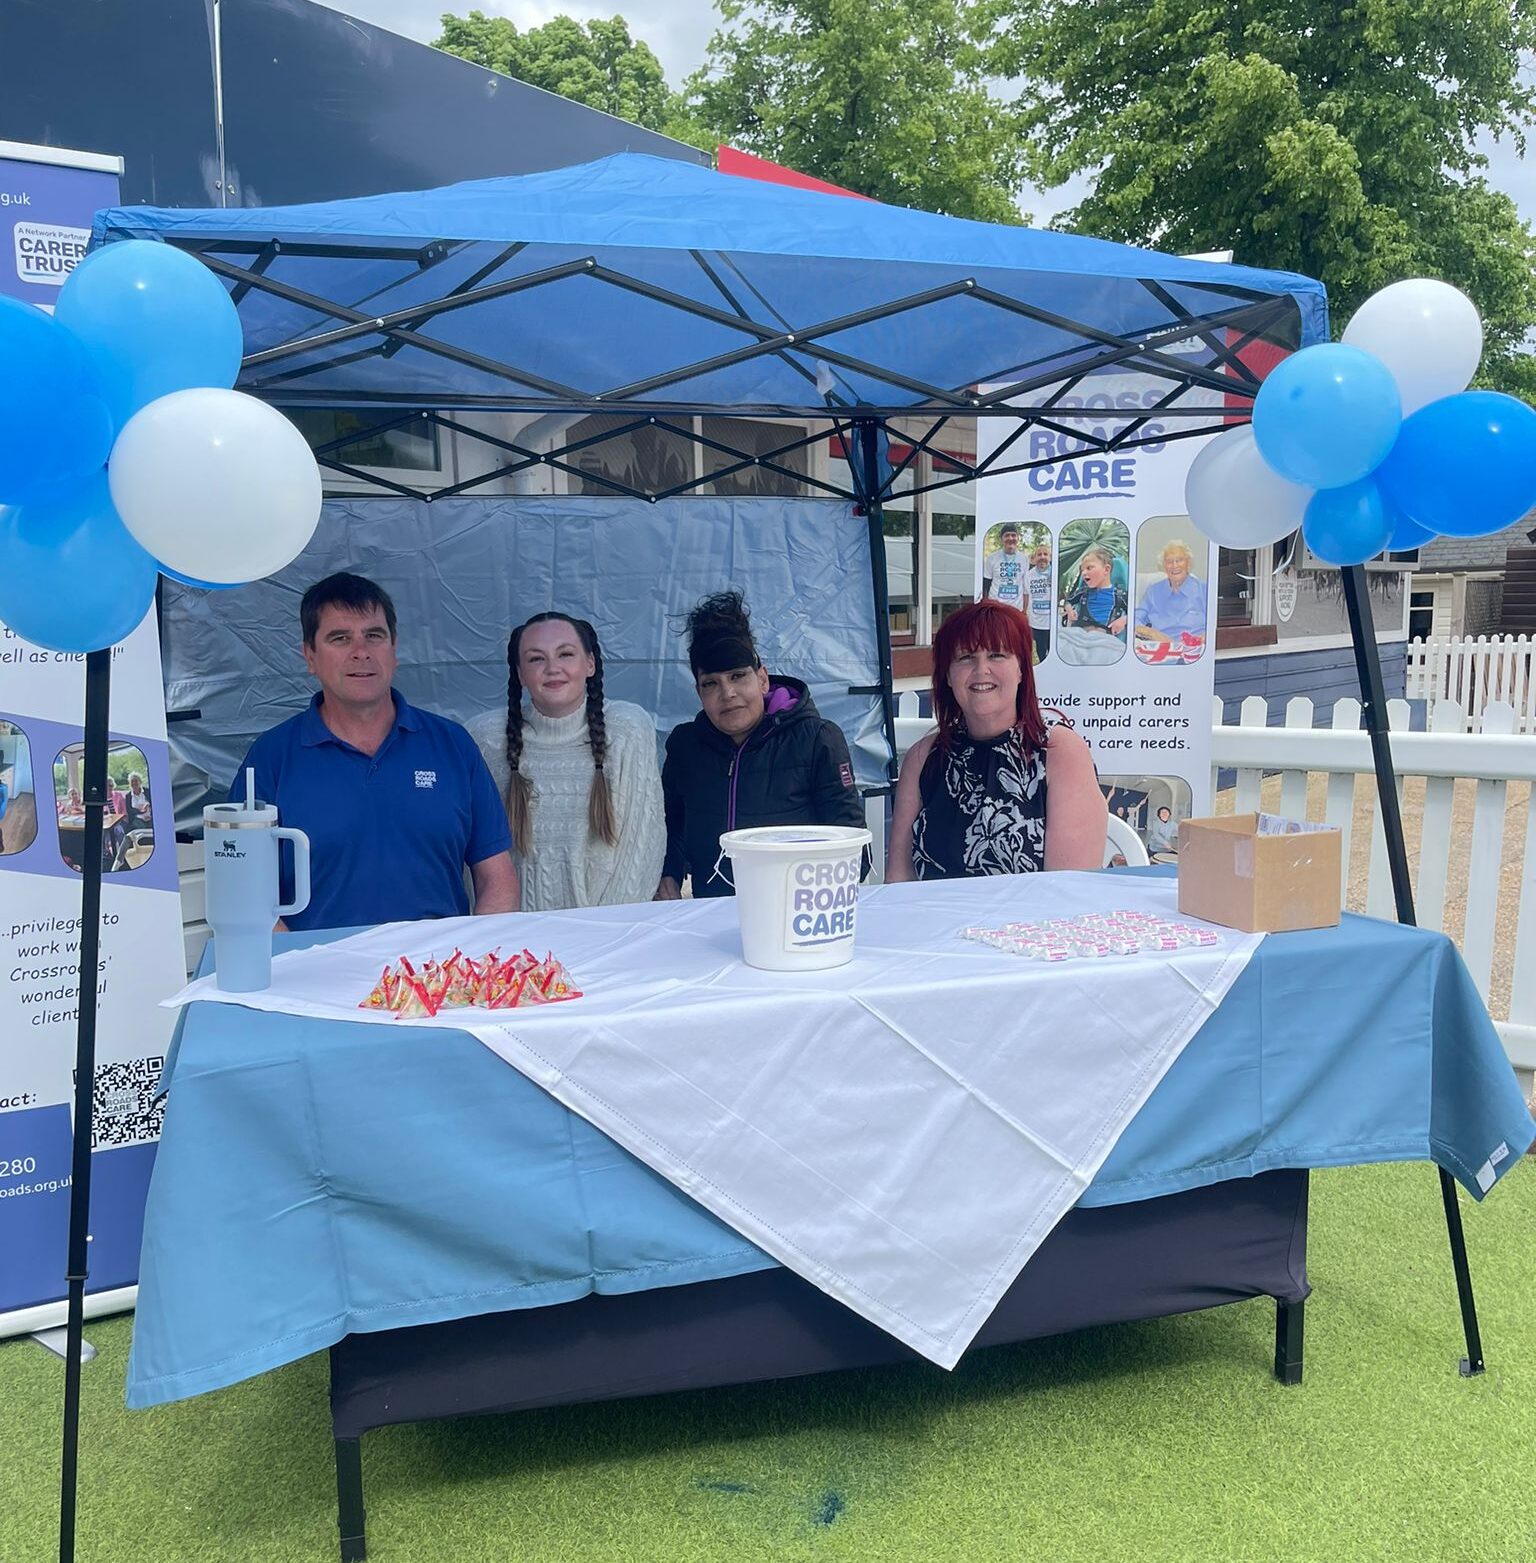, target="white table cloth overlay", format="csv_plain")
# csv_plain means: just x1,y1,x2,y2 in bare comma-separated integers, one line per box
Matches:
167,873,1262,1367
